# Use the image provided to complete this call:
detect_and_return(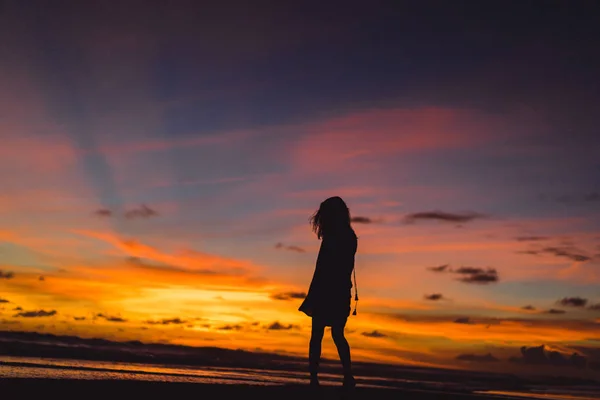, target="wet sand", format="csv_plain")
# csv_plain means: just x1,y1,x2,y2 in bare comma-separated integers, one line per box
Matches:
0,378,506,399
